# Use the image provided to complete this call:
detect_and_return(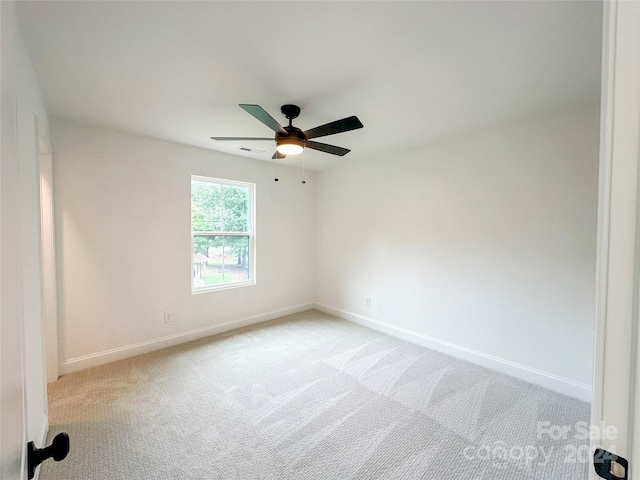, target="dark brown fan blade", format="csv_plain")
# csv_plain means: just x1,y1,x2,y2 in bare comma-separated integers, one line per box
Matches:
211,137,273,141
272,151,287,159
306,141,351,156
303,116,363,140
240,104,287,134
